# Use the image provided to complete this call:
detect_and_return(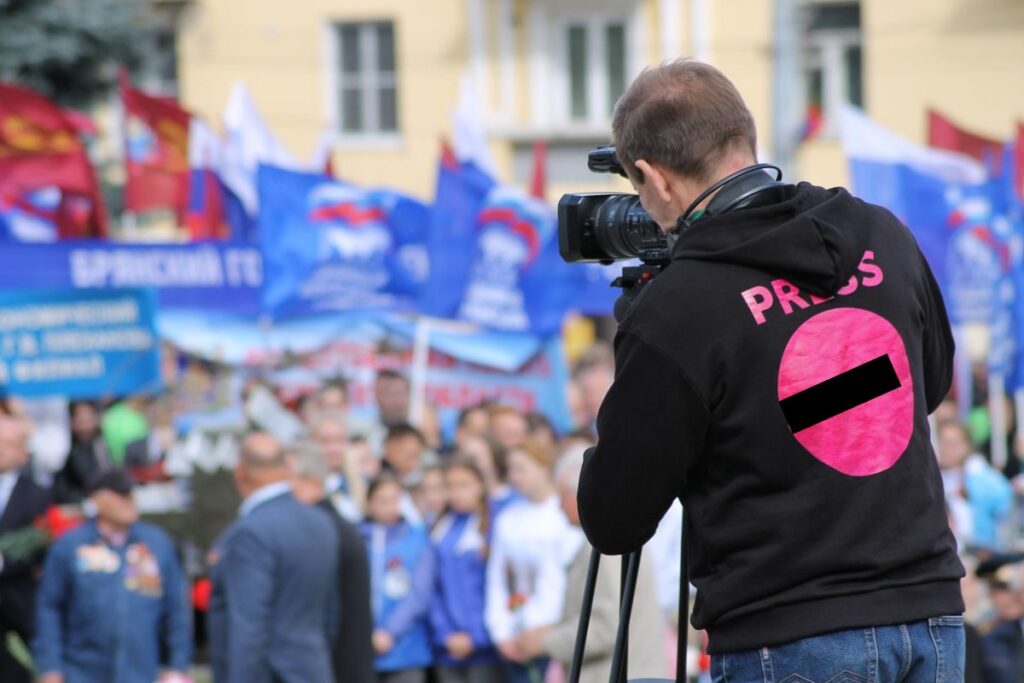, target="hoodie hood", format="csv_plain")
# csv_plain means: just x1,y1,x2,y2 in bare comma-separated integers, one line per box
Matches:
671,183,872,297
